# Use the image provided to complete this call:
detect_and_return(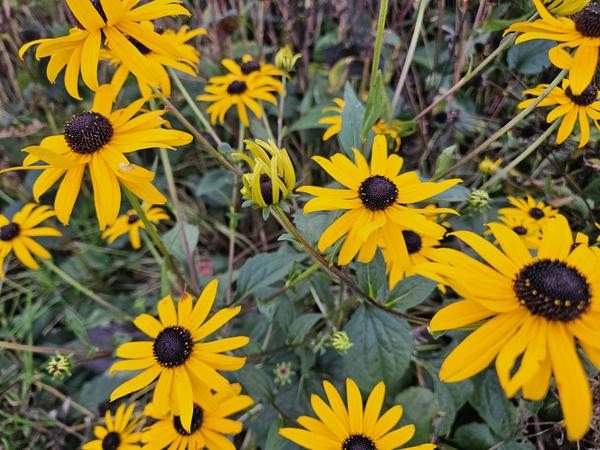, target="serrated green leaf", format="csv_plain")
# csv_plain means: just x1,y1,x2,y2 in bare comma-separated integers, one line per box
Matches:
162,223,200,262
454,422,498,450
387,275,437,312
234,366,275,401
338,83,365,156
361,71,390,141
288,313,321,344
396,387,438,446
